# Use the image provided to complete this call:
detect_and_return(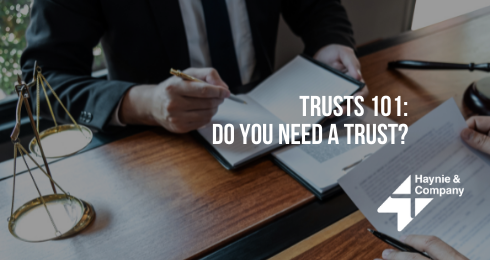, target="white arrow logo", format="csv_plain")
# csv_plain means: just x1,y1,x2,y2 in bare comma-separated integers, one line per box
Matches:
377,175,433,231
